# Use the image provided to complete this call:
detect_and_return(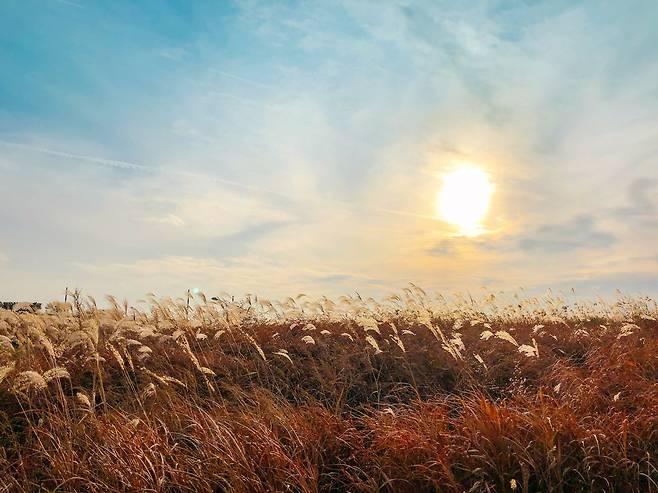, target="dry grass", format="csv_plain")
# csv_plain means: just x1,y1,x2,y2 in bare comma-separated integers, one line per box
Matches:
0,287,657,492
